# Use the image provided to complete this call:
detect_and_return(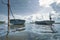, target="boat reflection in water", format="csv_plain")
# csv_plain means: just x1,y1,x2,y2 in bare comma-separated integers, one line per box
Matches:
10,24,25,32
